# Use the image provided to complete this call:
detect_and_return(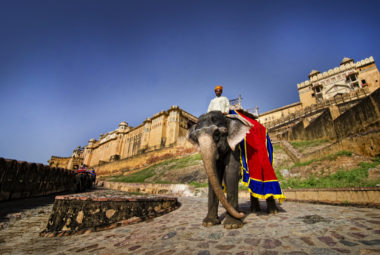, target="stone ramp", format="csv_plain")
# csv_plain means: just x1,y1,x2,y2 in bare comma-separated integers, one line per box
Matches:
1,189,380,254
279,140,302,163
